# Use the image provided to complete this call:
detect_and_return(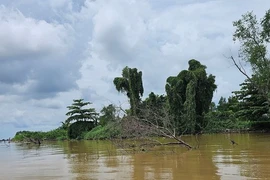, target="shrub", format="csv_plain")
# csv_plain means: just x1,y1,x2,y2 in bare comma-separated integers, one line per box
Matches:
204,111,251,133
45,128,68,140
84,122,121,140
250,121,270,131
13,129,68,141
13,131,46,141
68,121,95,139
